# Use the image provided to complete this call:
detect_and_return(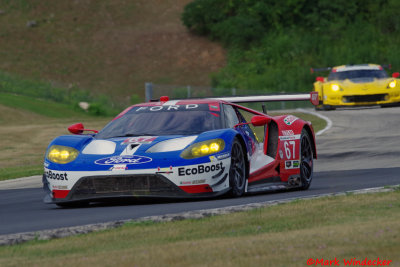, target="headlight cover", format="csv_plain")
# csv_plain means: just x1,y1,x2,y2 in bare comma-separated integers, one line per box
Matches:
388,80,396,89
180,139,225,159
330,84,340,91
46,145,79,164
